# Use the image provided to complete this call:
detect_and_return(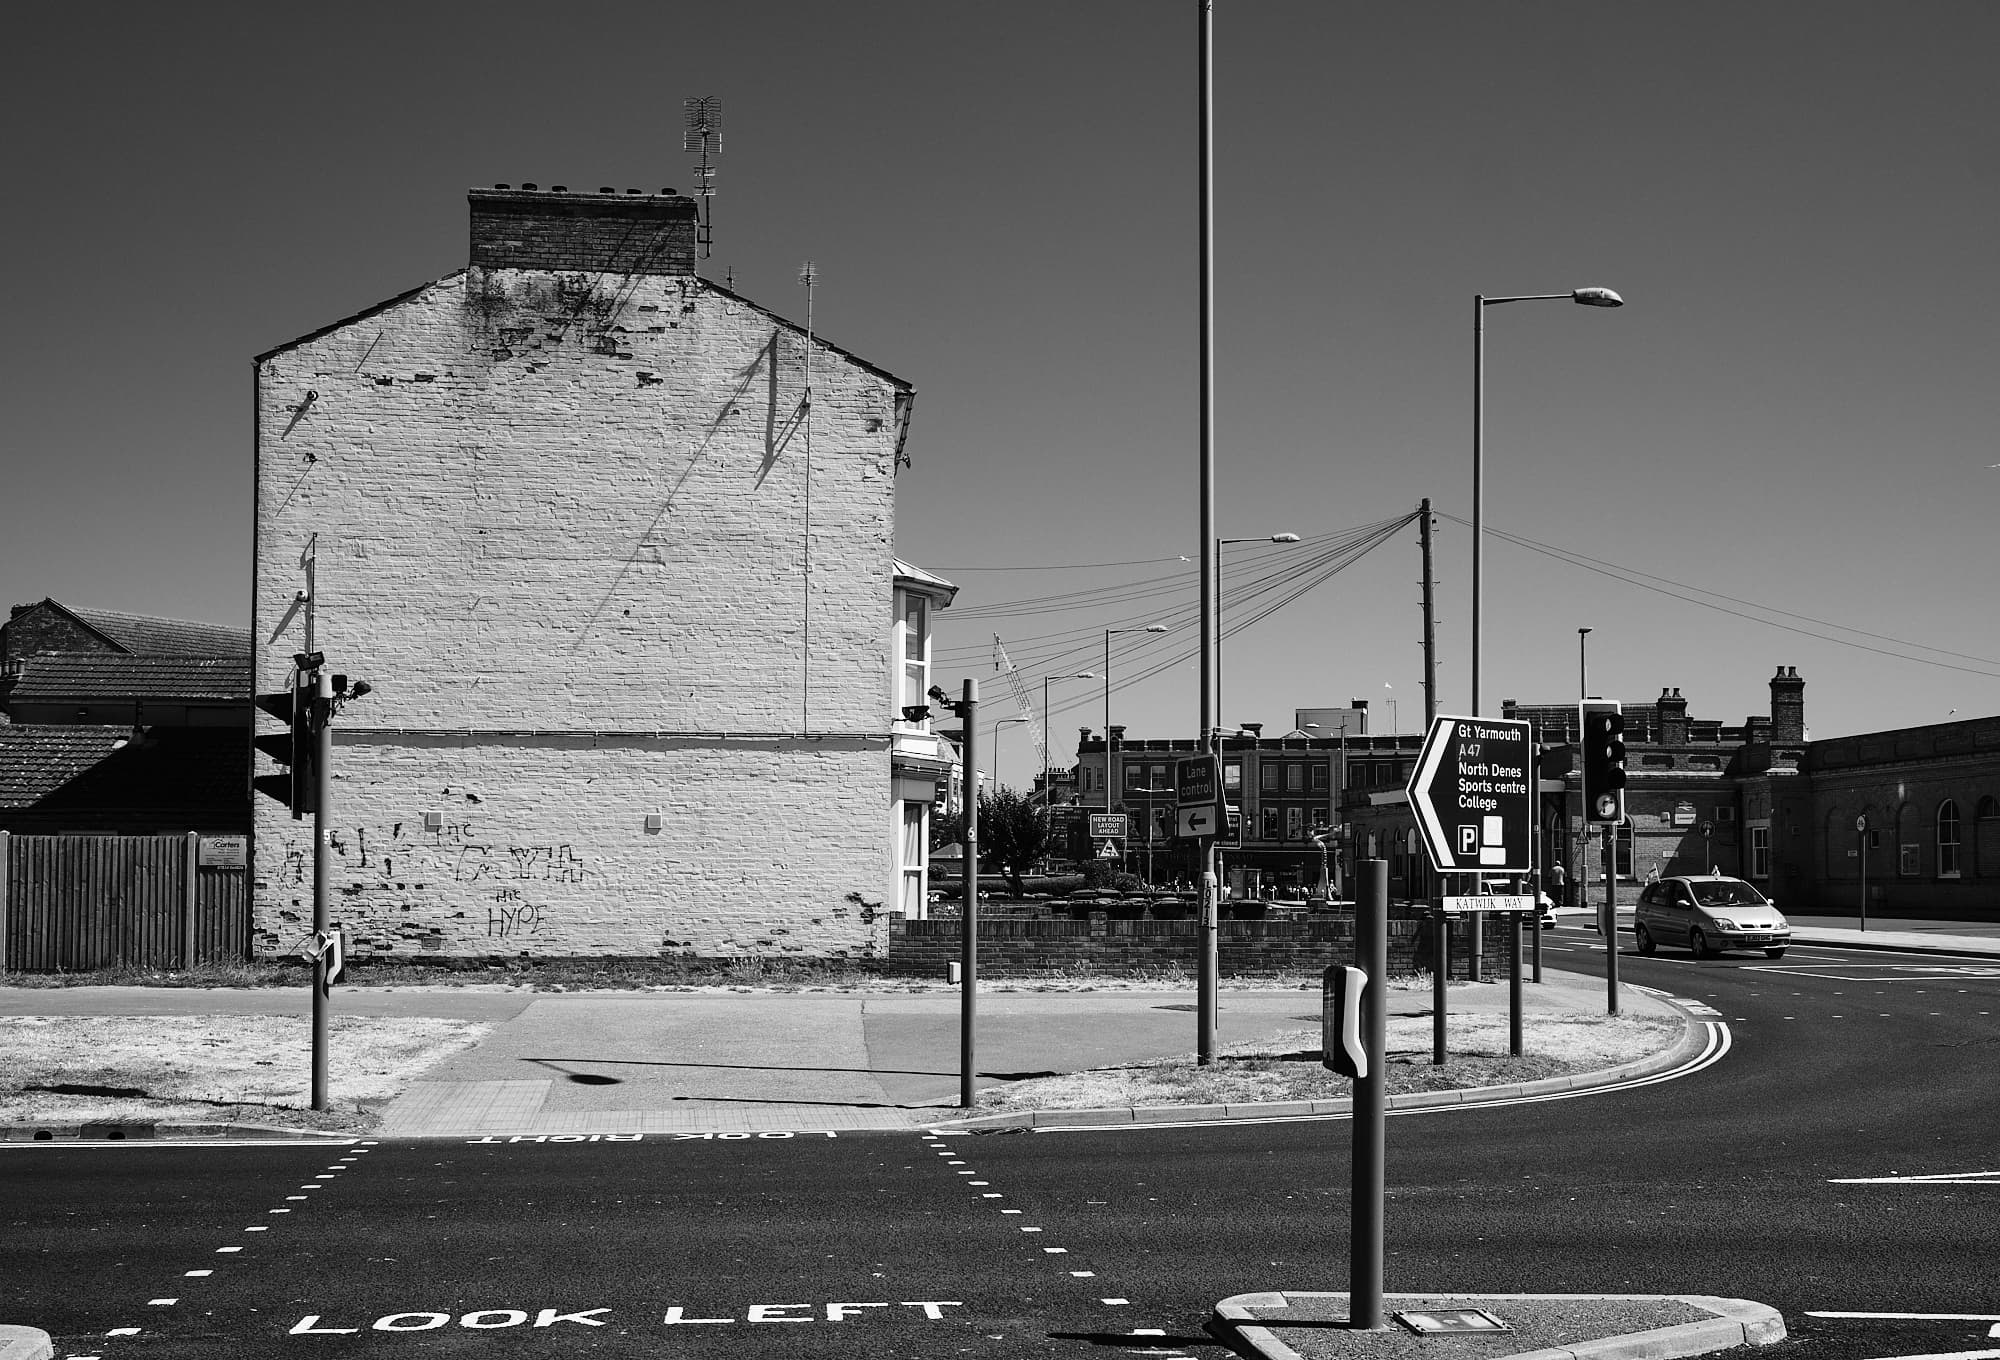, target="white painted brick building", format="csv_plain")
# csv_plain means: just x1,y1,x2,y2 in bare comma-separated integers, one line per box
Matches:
252,186,950,959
